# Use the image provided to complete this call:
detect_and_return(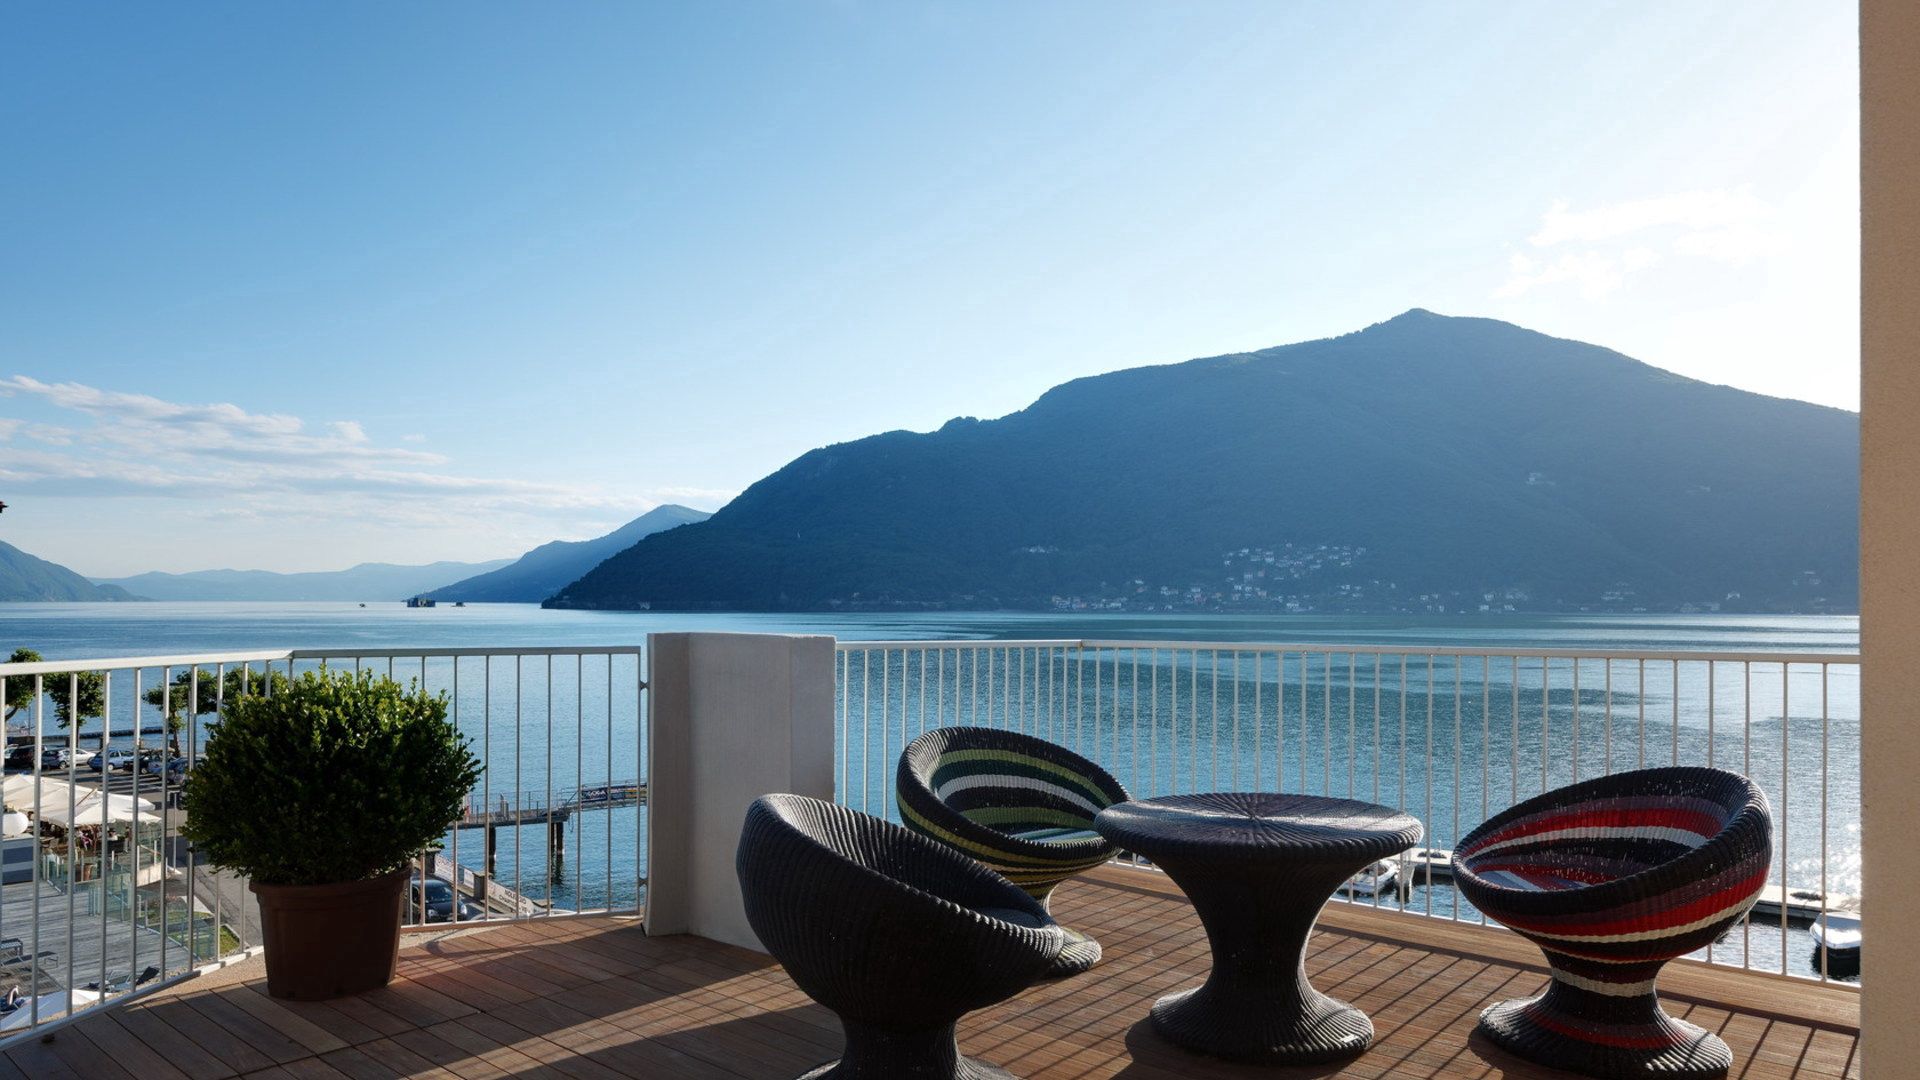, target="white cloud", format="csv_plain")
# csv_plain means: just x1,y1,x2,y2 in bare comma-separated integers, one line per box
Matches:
0,376,682,537
1527,189,1773,248
1497,188,1783,300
